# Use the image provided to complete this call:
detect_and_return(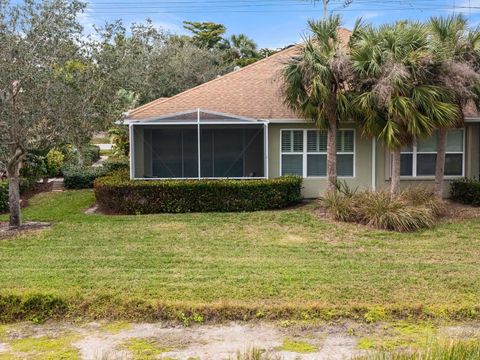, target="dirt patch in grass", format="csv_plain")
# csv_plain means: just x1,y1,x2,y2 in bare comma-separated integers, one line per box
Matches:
0,221,51,240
